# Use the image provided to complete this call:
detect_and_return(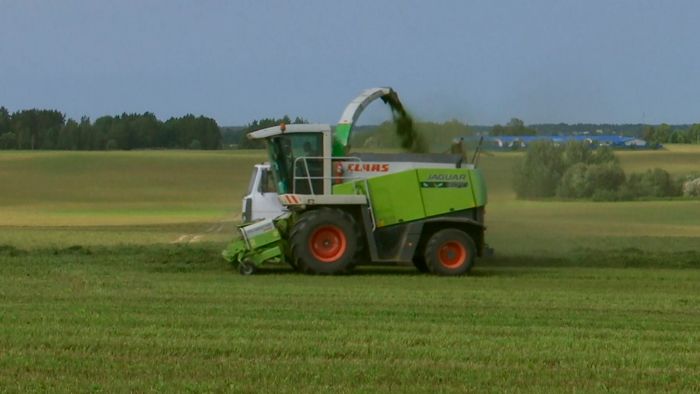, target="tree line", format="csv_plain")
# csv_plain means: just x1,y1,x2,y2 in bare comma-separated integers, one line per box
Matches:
489,118,538,136
355,117,700,150
225,116,308,149
513,140,700,201
3,105,699,152
0,107,221,150
643,124,700,148
489,120,700,144
351,119,474,151
526,123,648,137
522,122,699,139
